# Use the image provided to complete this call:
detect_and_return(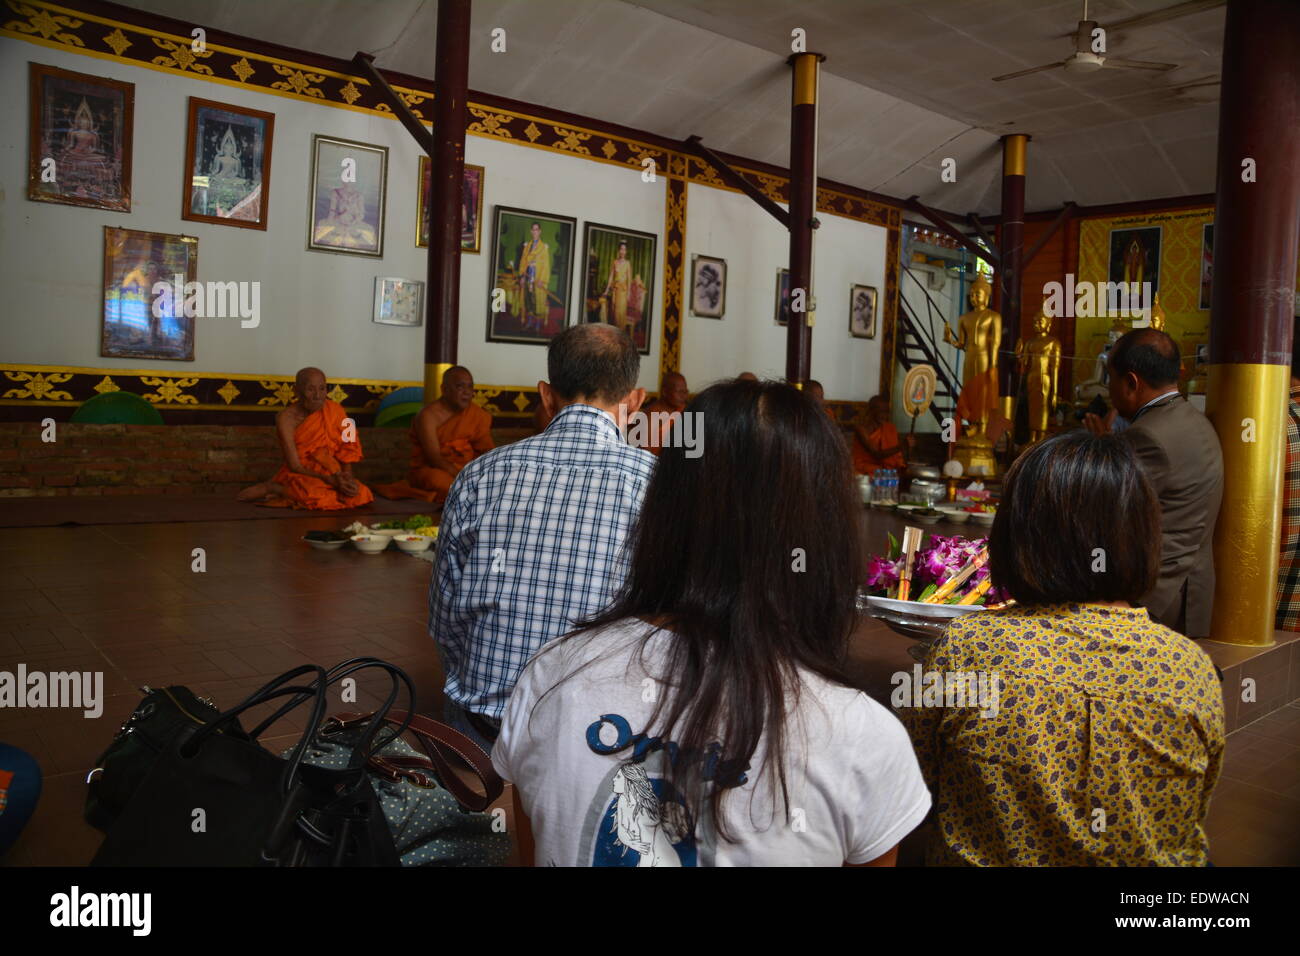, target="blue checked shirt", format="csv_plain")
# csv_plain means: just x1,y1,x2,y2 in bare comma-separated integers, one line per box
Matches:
429,403,656,719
